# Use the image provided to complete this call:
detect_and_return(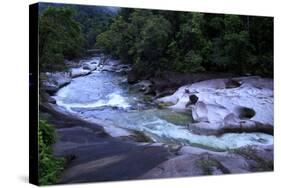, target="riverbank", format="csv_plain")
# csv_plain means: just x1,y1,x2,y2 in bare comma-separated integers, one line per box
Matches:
40,102,172,183
39,56,273,184
40,102,273,184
